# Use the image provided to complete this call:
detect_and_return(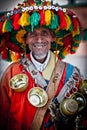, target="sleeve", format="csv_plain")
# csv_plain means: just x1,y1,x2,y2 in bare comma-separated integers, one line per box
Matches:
0,66,12,129
0,62,21,130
